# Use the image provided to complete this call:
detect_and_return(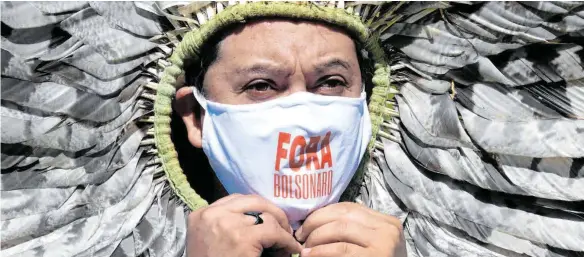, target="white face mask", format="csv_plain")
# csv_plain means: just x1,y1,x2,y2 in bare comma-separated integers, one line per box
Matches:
193,88,372,229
